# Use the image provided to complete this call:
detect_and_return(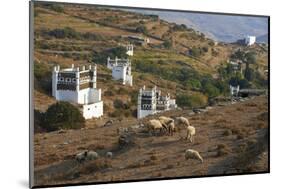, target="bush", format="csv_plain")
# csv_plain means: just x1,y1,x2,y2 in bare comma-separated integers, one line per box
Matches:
113,99,129,109
163,40,172,49
136,25,148,34
203,82,220,98
189,47,202,57
48,27,81,39
172,24,187,31
34,61,52,94
34,110,45,133
93,46,128,65
48,4,64,13
176,93,207,108
43,102,85,132
185,79,202,90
